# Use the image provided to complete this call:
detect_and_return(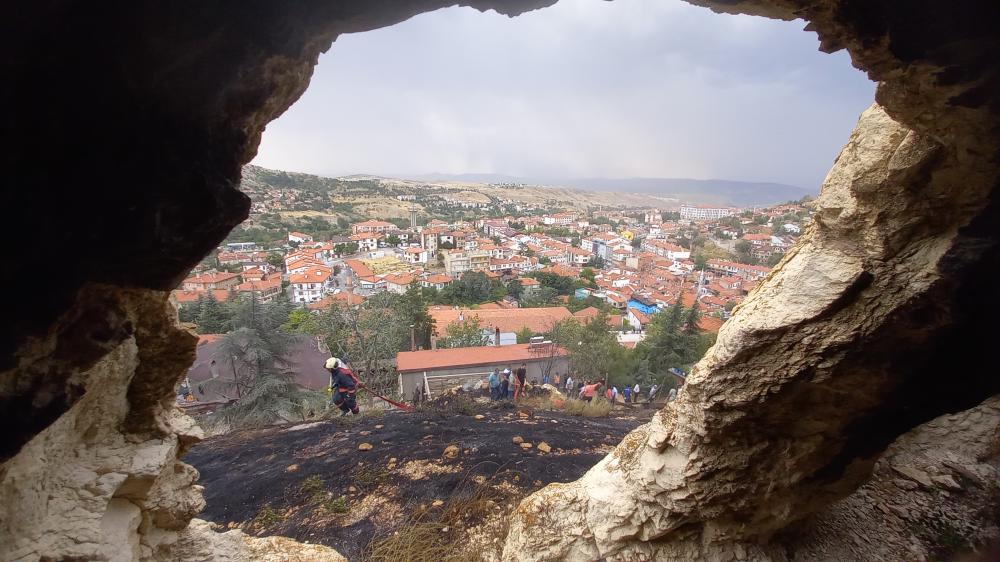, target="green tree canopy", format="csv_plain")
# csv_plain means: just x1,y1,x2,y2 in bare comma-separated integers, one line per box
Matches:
438,316,490,349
